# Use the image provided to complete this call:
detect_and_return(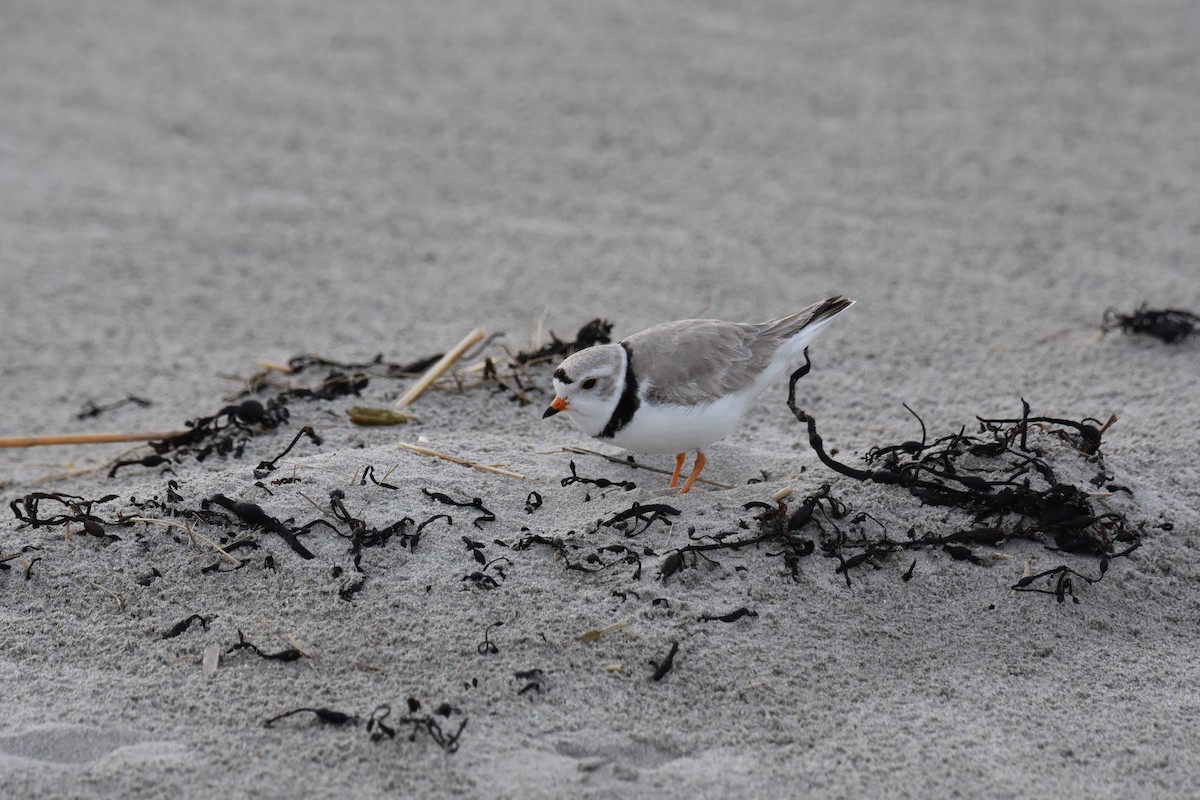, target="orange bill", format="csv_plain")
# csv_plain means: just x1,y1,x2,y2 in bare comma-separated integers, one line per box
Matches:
542,396,569,418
